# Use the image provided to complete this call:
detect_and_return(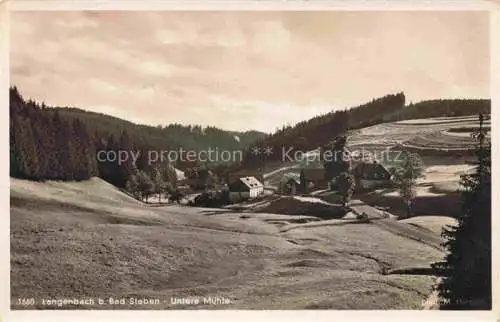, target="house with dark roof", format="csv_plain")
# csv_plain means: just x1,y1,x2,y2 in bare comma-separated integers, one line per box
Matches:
352,161,392,191
228,176,264,202
299,168,328,193
282,173,301,195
